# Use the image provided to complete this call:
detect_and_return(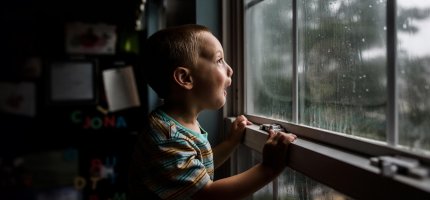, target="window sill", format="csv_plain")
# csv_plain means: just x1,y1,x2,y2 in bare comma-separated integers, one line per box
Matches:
226,118,430,199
